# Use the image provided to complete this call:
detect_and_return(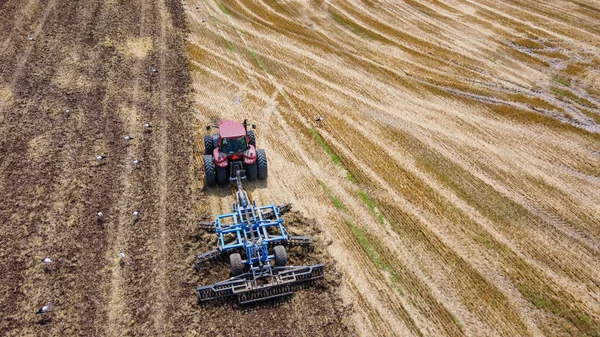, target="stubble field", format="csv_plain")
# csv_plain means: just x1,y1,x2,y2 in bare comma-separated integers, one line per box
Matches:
1,0,600,336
